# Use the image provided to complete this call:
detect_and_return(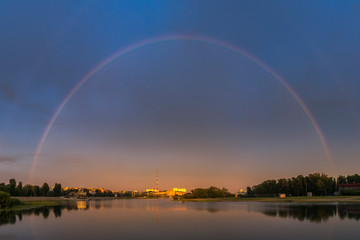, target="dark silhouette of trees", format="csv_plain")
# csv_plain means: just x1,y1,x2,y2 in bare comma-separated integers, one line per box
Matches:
32,185,41,196
183,186,233,199
0,191,11,209
338,174,360,184
41,183,50,196
9,179,16,196
337,175,347,184
247,173,336,197
0,179,65,197
53,183,62,197
15,182,23,196
22,184,33,196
